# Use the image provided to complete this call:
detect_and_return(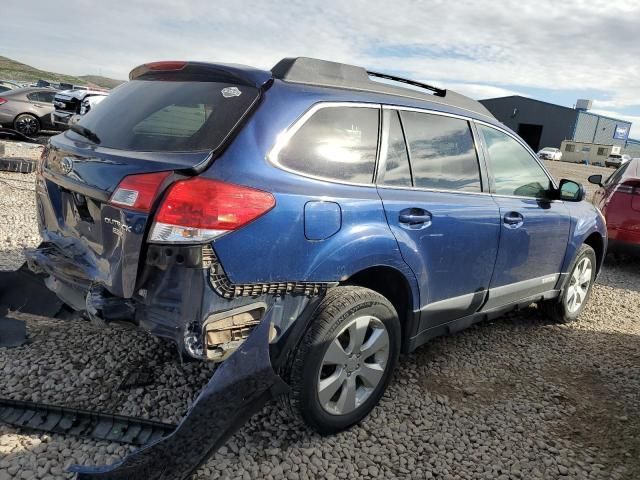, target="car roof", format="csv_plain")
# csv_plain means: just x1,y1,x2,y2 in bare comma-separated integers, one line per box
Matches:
271,57,494,120
129,57,495,122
